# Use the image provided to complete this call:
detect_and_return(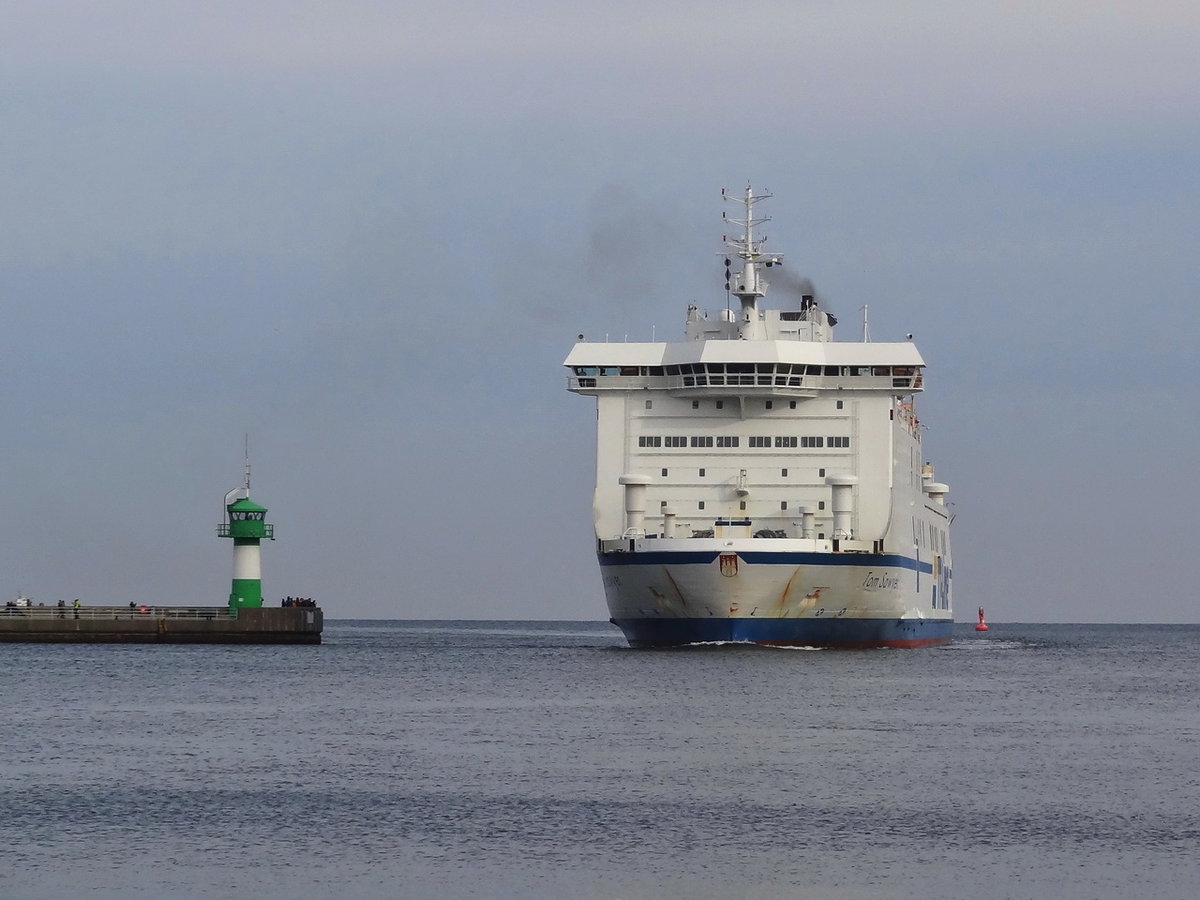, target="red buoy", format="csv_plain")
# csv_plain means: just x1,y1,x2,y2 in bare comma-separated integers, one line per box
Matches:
975,606,989,631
